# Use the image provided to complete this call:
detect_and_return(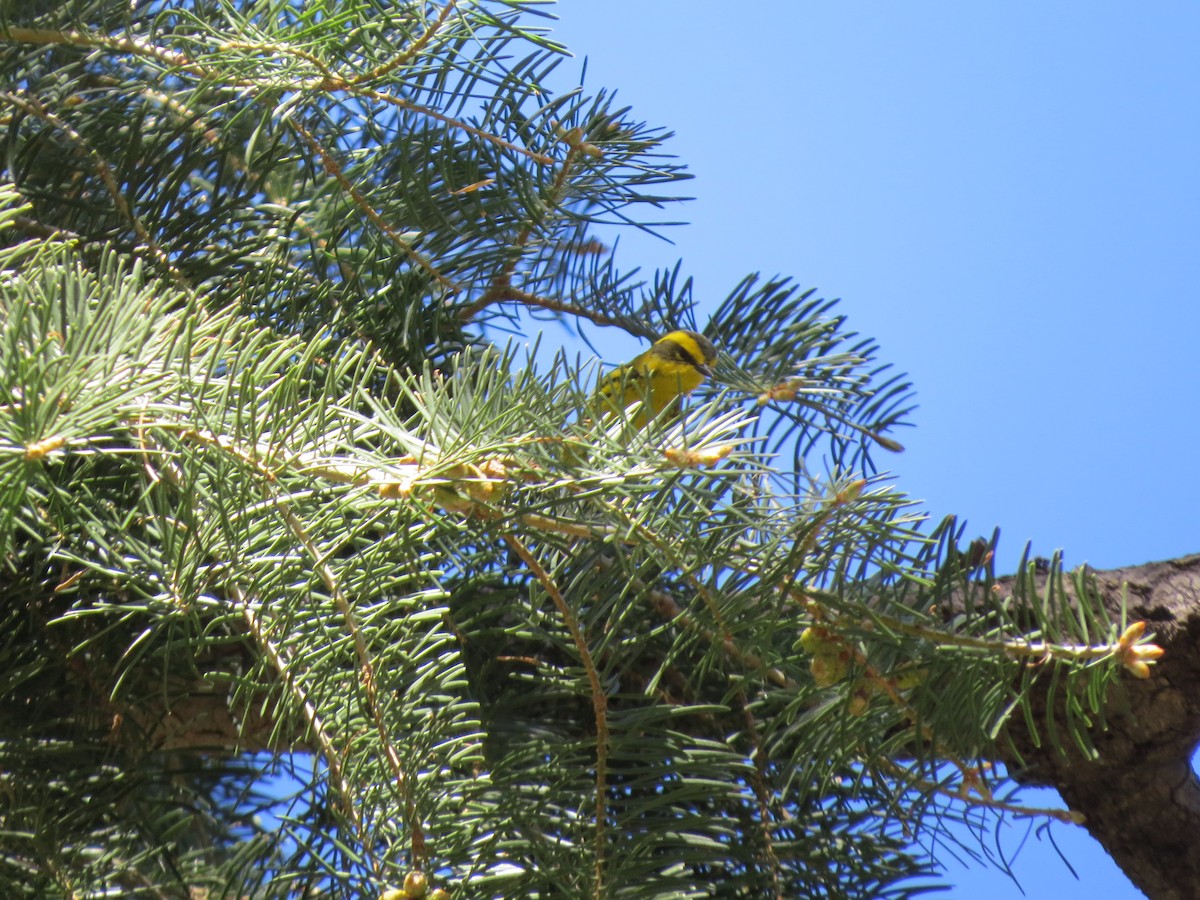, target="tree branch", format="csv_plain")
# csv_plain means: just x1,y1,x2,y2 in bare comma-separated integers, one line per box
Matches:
986,554,1200,900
